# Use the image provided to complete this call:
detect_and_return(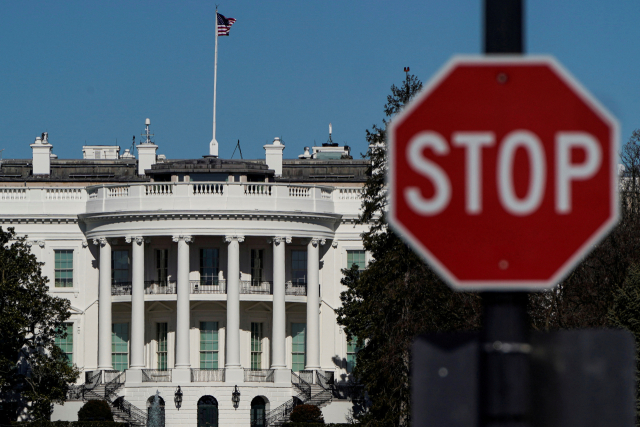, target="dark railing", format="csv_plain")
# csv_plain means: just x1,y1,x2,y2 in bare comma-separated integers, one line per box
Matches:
142,369,172,382
240,280,273,295
111,282,132,296
244,368,274,382
285,281,307,296
265,398,298,427
84,370,102,390
111,395,148,426
145,280,176,294
316,370,334,390
191,368,225,382
291,370,311,399
191,279,227,294
103,369,123,384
